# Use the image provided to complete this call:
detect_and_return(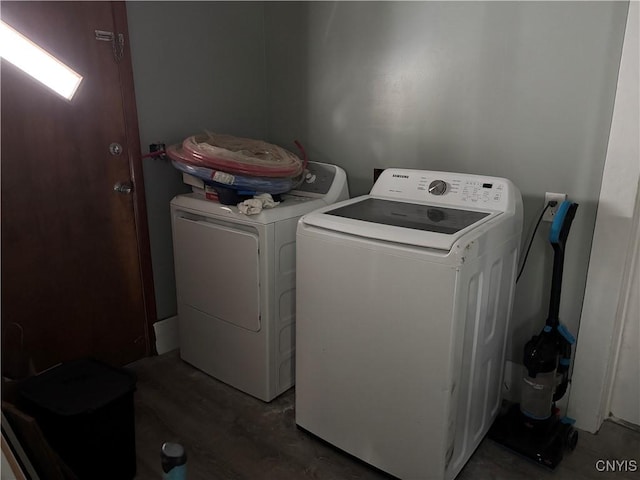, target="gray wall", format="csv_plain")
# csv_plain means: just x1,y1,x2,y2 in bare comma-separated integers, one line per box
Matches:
126,1,267,320
126,1,629,369
264,1,628,360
